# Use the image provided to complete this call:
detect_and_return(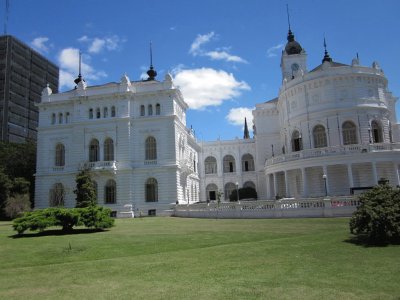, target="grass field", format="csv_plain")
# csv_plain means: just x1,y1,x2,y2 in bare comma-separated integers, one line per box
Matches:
0,217,399,299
